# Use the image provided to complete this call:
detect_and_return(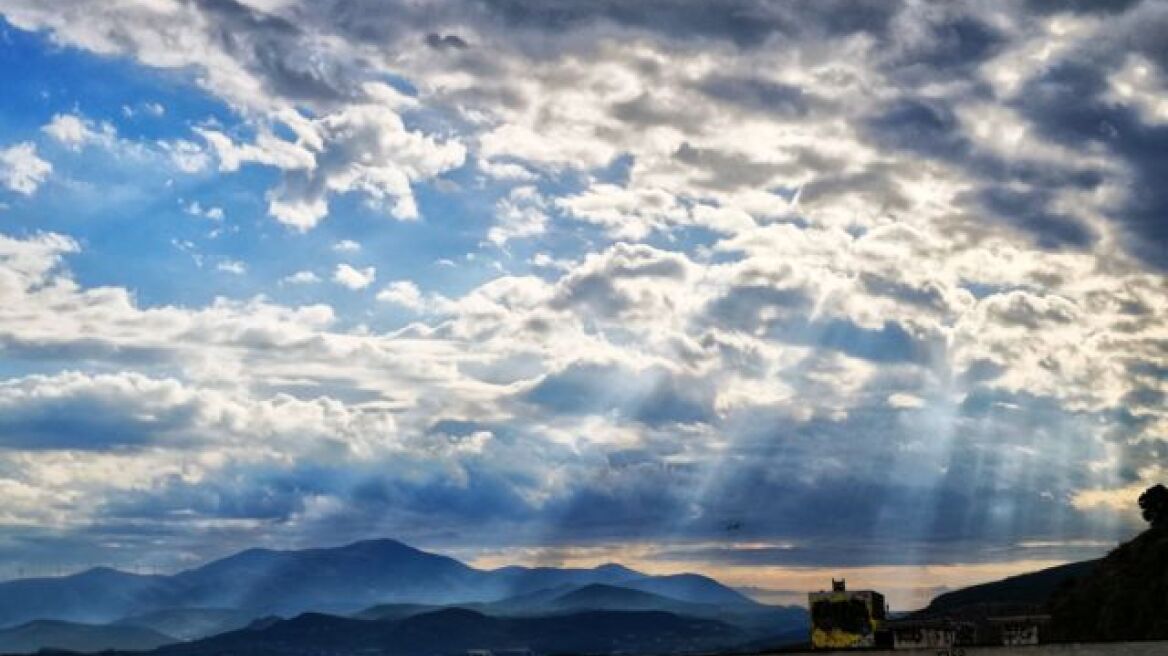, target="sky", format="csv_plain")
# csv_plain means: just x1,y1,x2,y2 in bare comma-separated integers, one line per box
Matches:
0,0,1165,610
